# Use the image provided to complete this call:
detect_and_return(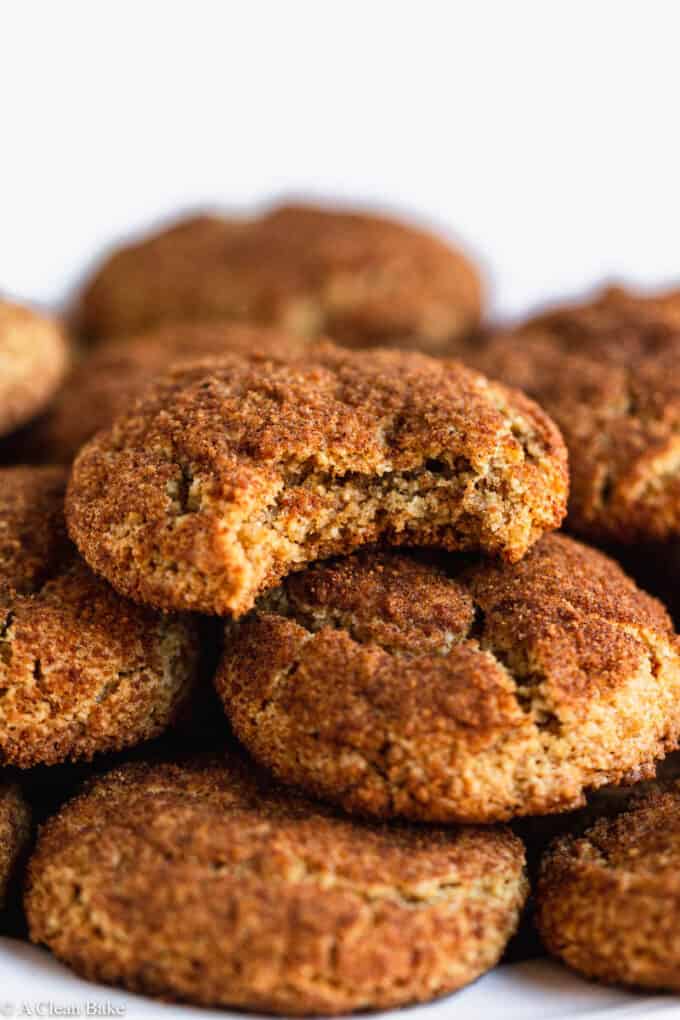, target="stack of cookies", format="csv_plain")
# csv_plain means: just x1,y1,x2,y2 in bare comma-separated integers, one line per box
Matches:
2,203,680,1014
